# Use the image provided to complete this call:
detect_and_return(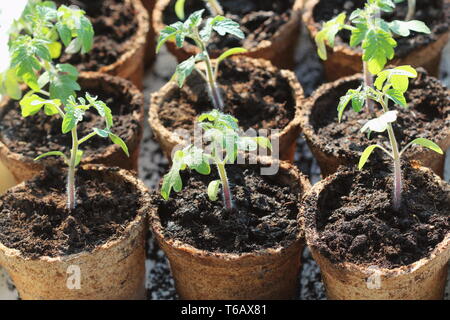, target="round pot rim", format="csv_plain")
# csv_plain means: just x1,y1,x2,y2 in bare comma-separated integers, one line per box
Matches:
302,0,450,60
152,0,304,57
149,155,311,264
96,0,149,74
0,71,145,168
300,164,450,278
299,72,450,162
0,164,150,263
149,55,305,152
